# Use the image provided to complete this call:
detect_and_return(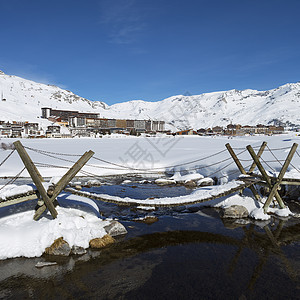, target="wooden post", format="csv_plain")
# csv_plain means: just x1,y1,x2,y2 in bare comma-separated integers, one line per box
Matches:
247,145,287,213
225,143,261,201
34,150,94,220
248,142,267,173
13,141,58,219
262,143,298,212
